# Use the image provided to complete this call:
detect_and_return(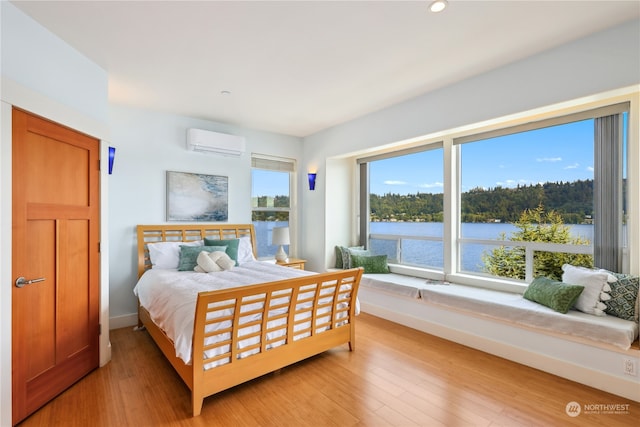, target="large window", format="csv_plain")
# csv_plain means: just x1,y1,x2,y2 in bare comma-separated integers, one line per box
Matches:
251,155,295,258
359,102,629,287
360,145,444,269
459,119,598,281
